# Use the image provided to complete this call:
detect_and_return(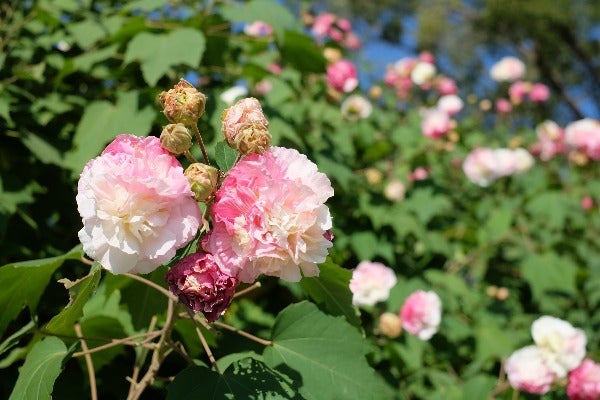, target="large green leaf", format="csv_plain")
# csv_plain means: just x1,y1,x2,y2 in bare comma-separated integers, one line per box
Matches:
8,337,68,400
278,30,326,73
124,28,205,86
263,301,392,400
0,246,82,337
300,259,360,326
63,91,155,176
43,264,101,337
167,356,299,399
521,253,577,303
